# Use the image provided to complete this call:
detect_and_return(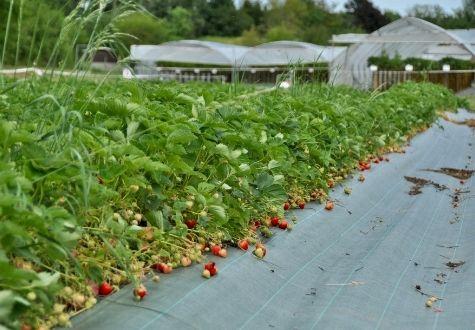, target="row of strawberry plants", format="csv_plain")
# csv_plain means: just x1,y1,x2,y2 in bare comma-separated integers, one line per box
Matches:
0,79,462,329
